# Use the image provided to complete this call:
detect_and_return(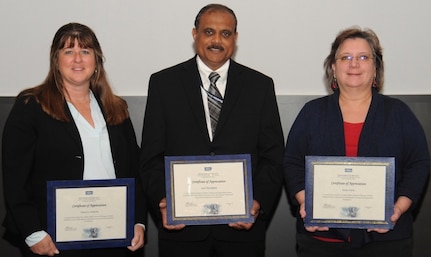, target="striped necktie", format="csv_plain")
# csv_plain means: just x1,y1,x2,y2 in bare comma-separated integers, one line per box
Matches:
208,72,222,136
